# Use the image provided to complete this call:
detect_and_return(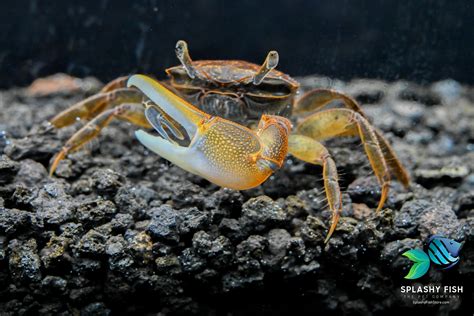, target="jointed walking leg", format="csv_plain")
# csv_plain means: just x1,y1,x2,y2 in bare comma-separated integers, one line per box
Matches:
289,134,342,242
50,103,150,174
296,108,391,213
